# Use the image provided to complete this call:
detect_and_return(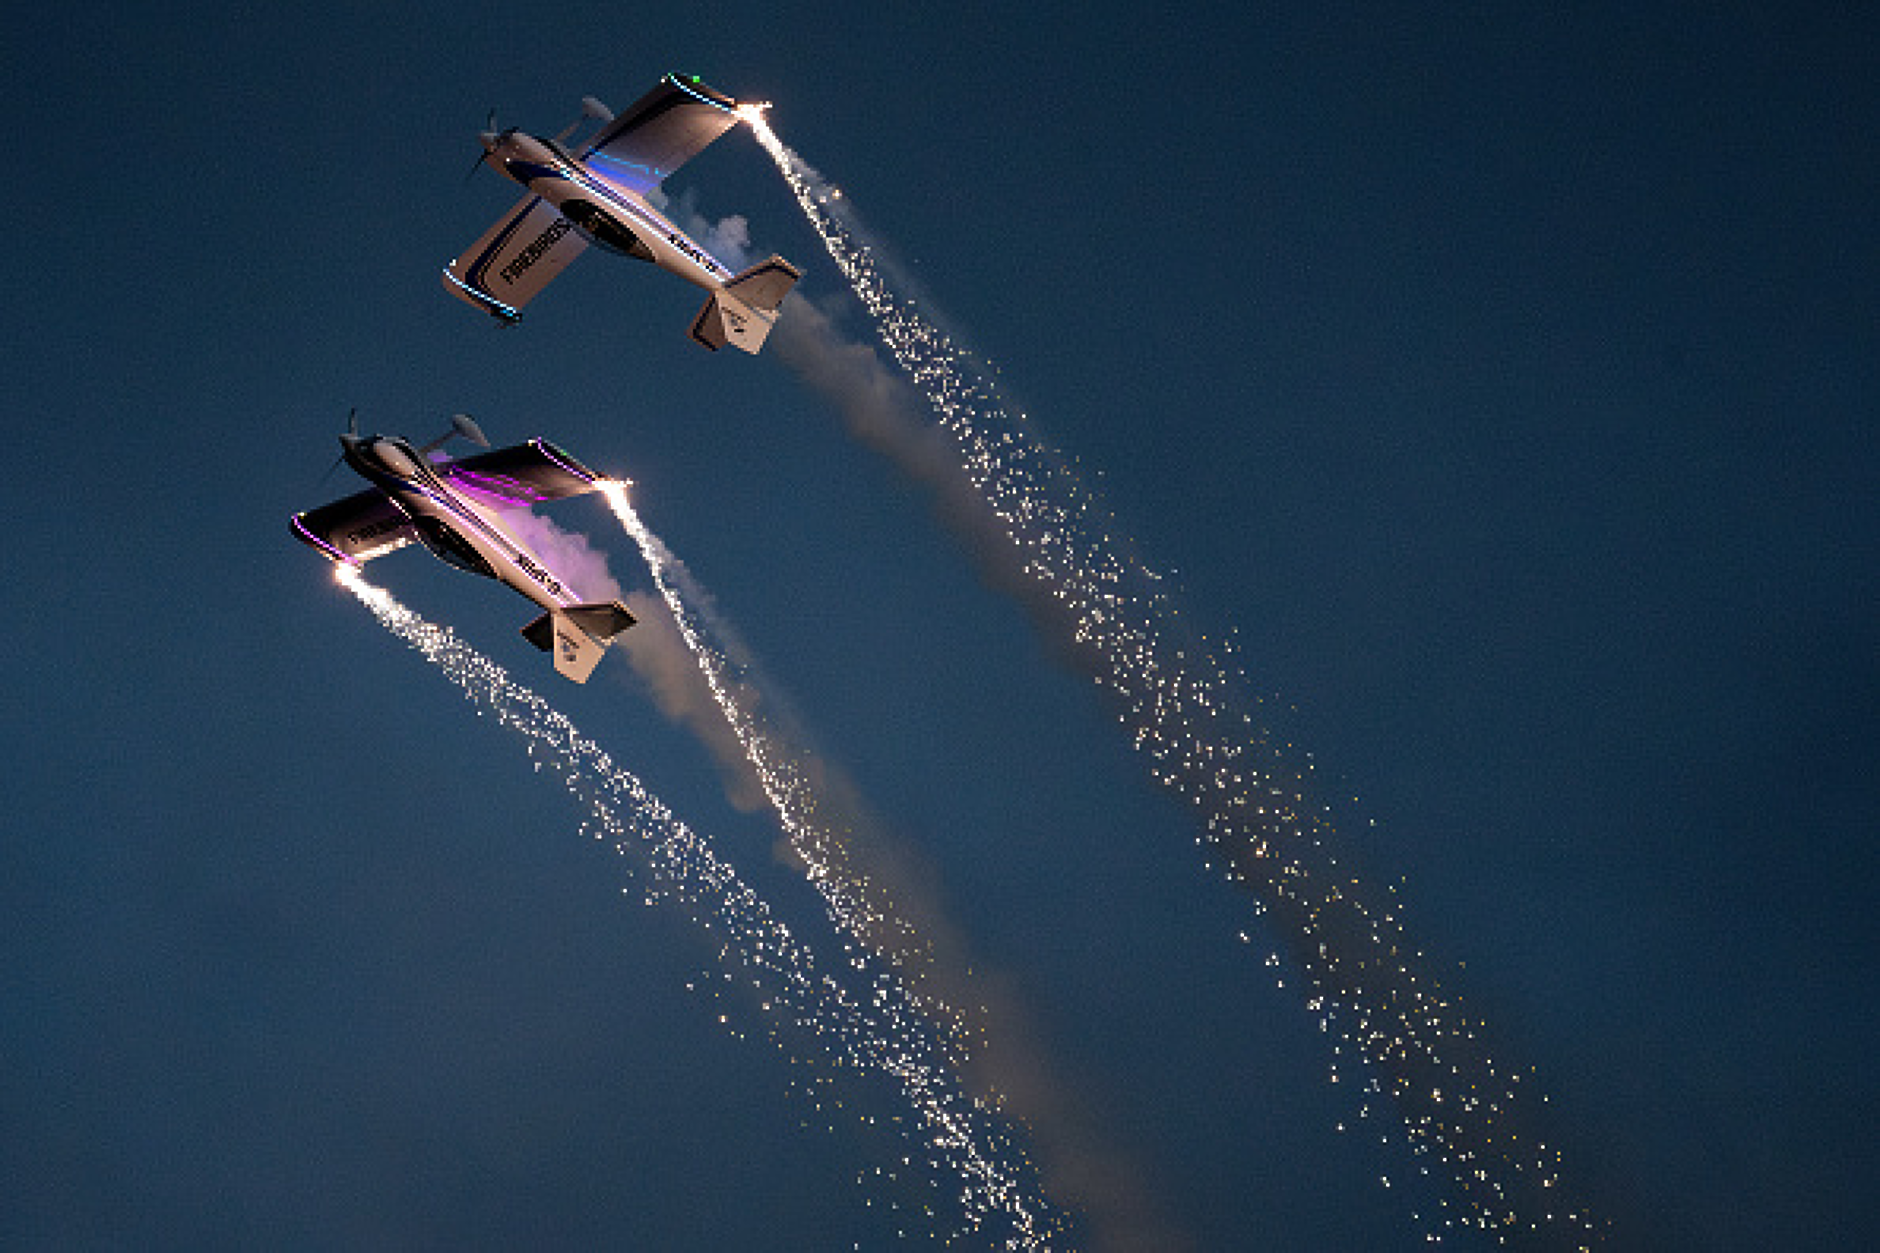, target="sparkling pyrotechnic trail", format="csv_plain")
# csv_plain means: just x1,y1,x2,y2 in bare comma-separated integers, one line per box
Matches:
598,484,1066,1249
747,115,1600,1248
337,564,1066,1249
